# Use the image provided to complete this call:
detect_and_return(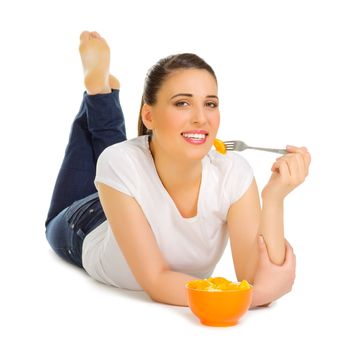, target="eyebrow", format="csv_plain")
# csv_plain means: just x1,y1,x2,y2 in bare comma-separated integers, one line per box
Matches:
170,93,219,100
